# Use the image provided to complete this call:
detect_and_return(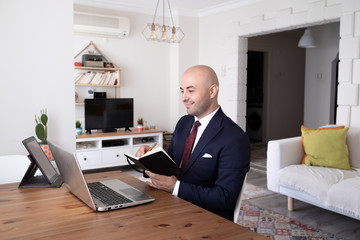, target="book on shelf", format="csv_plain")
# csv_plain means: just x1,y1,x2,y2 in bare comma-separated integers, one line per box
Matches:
79,72,95,84
98,72,107,85
74,71,118,86
109,72,117,86
103,71,111,85
124,147,181,177
74,73,84,84
89,72,102,85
